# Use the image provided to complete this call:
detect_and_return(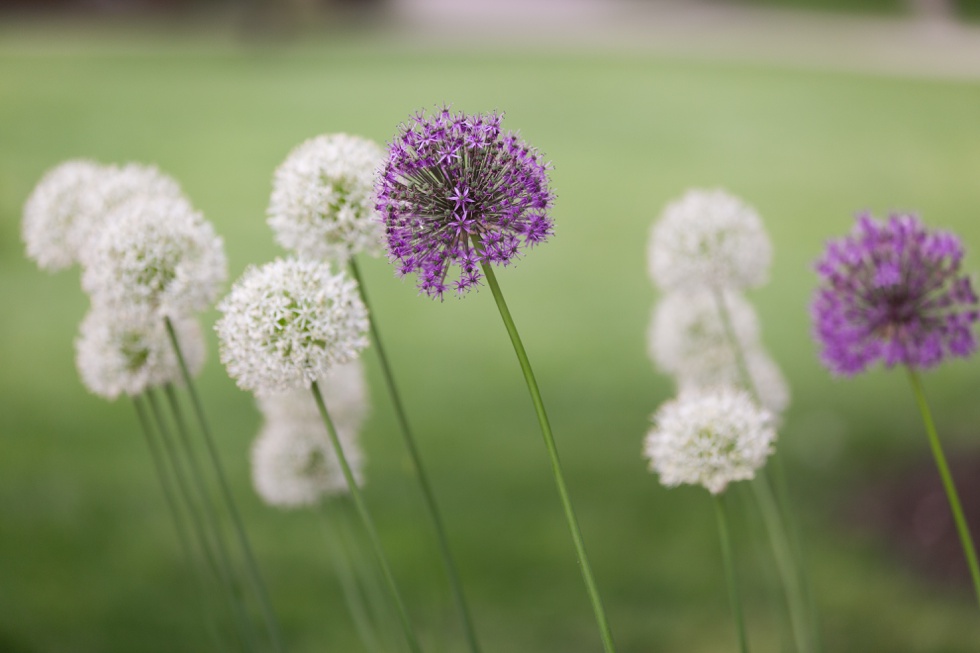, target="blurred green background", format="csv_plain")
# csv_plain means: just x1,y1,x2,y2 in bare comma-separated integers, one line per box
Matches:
2,2,980,651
